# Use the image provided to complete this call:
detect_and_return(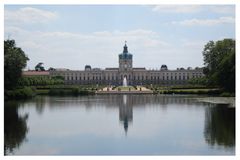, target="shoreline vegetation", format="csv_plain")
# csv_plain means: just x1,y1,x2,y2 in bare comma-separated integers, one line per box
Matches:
5,84,99,100
5,83,235,100
146,85,234,96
